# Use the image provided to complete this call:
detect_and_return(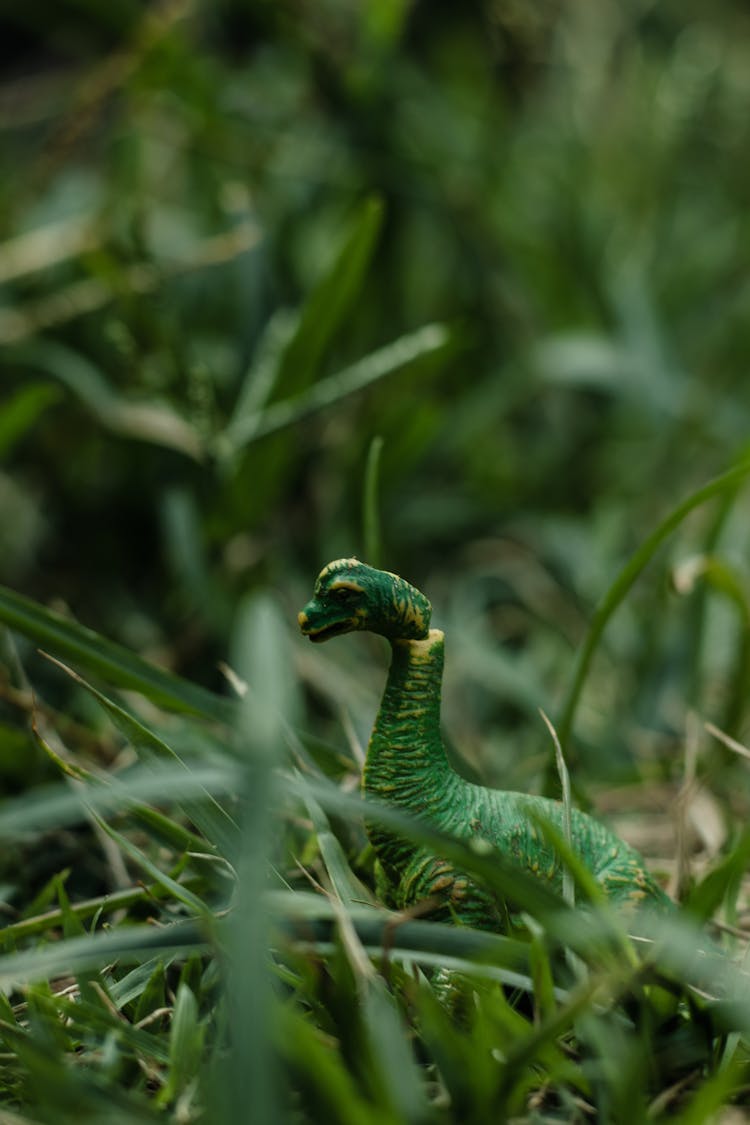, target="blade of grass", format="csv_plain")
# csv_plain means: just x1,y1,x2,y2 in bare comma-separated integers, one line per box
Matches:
158,983,204,1106
270,196,384,400
554,453,750,777
227,309,298,431
0,583,234,721
87,813,211,919
0,1014,163,1123
220,196,384,461
0,761,240,839
681,825,750,923
271,890,532,972
0,383,62,460
130,960,167,1021
672,555,750,734
127,804,215,856
42,653,238,848
219,592,290,1125
52,994,172,1065
362,434,384,568
302,786,373,909
322,891,429,1123
275,1002,382,1125
286,935,543,996
219,322,452,449
0,921,208,990
670,1053,747,1124
540,708,574,908
360,980,429,1123
0,219,258,346
0,883,202,950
